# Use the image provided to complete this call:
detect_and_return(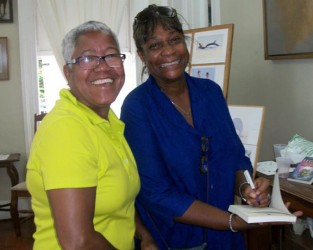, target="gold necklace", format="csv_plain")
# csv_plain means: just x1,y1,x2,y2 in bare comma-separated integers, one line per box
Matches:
171,100,192,116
